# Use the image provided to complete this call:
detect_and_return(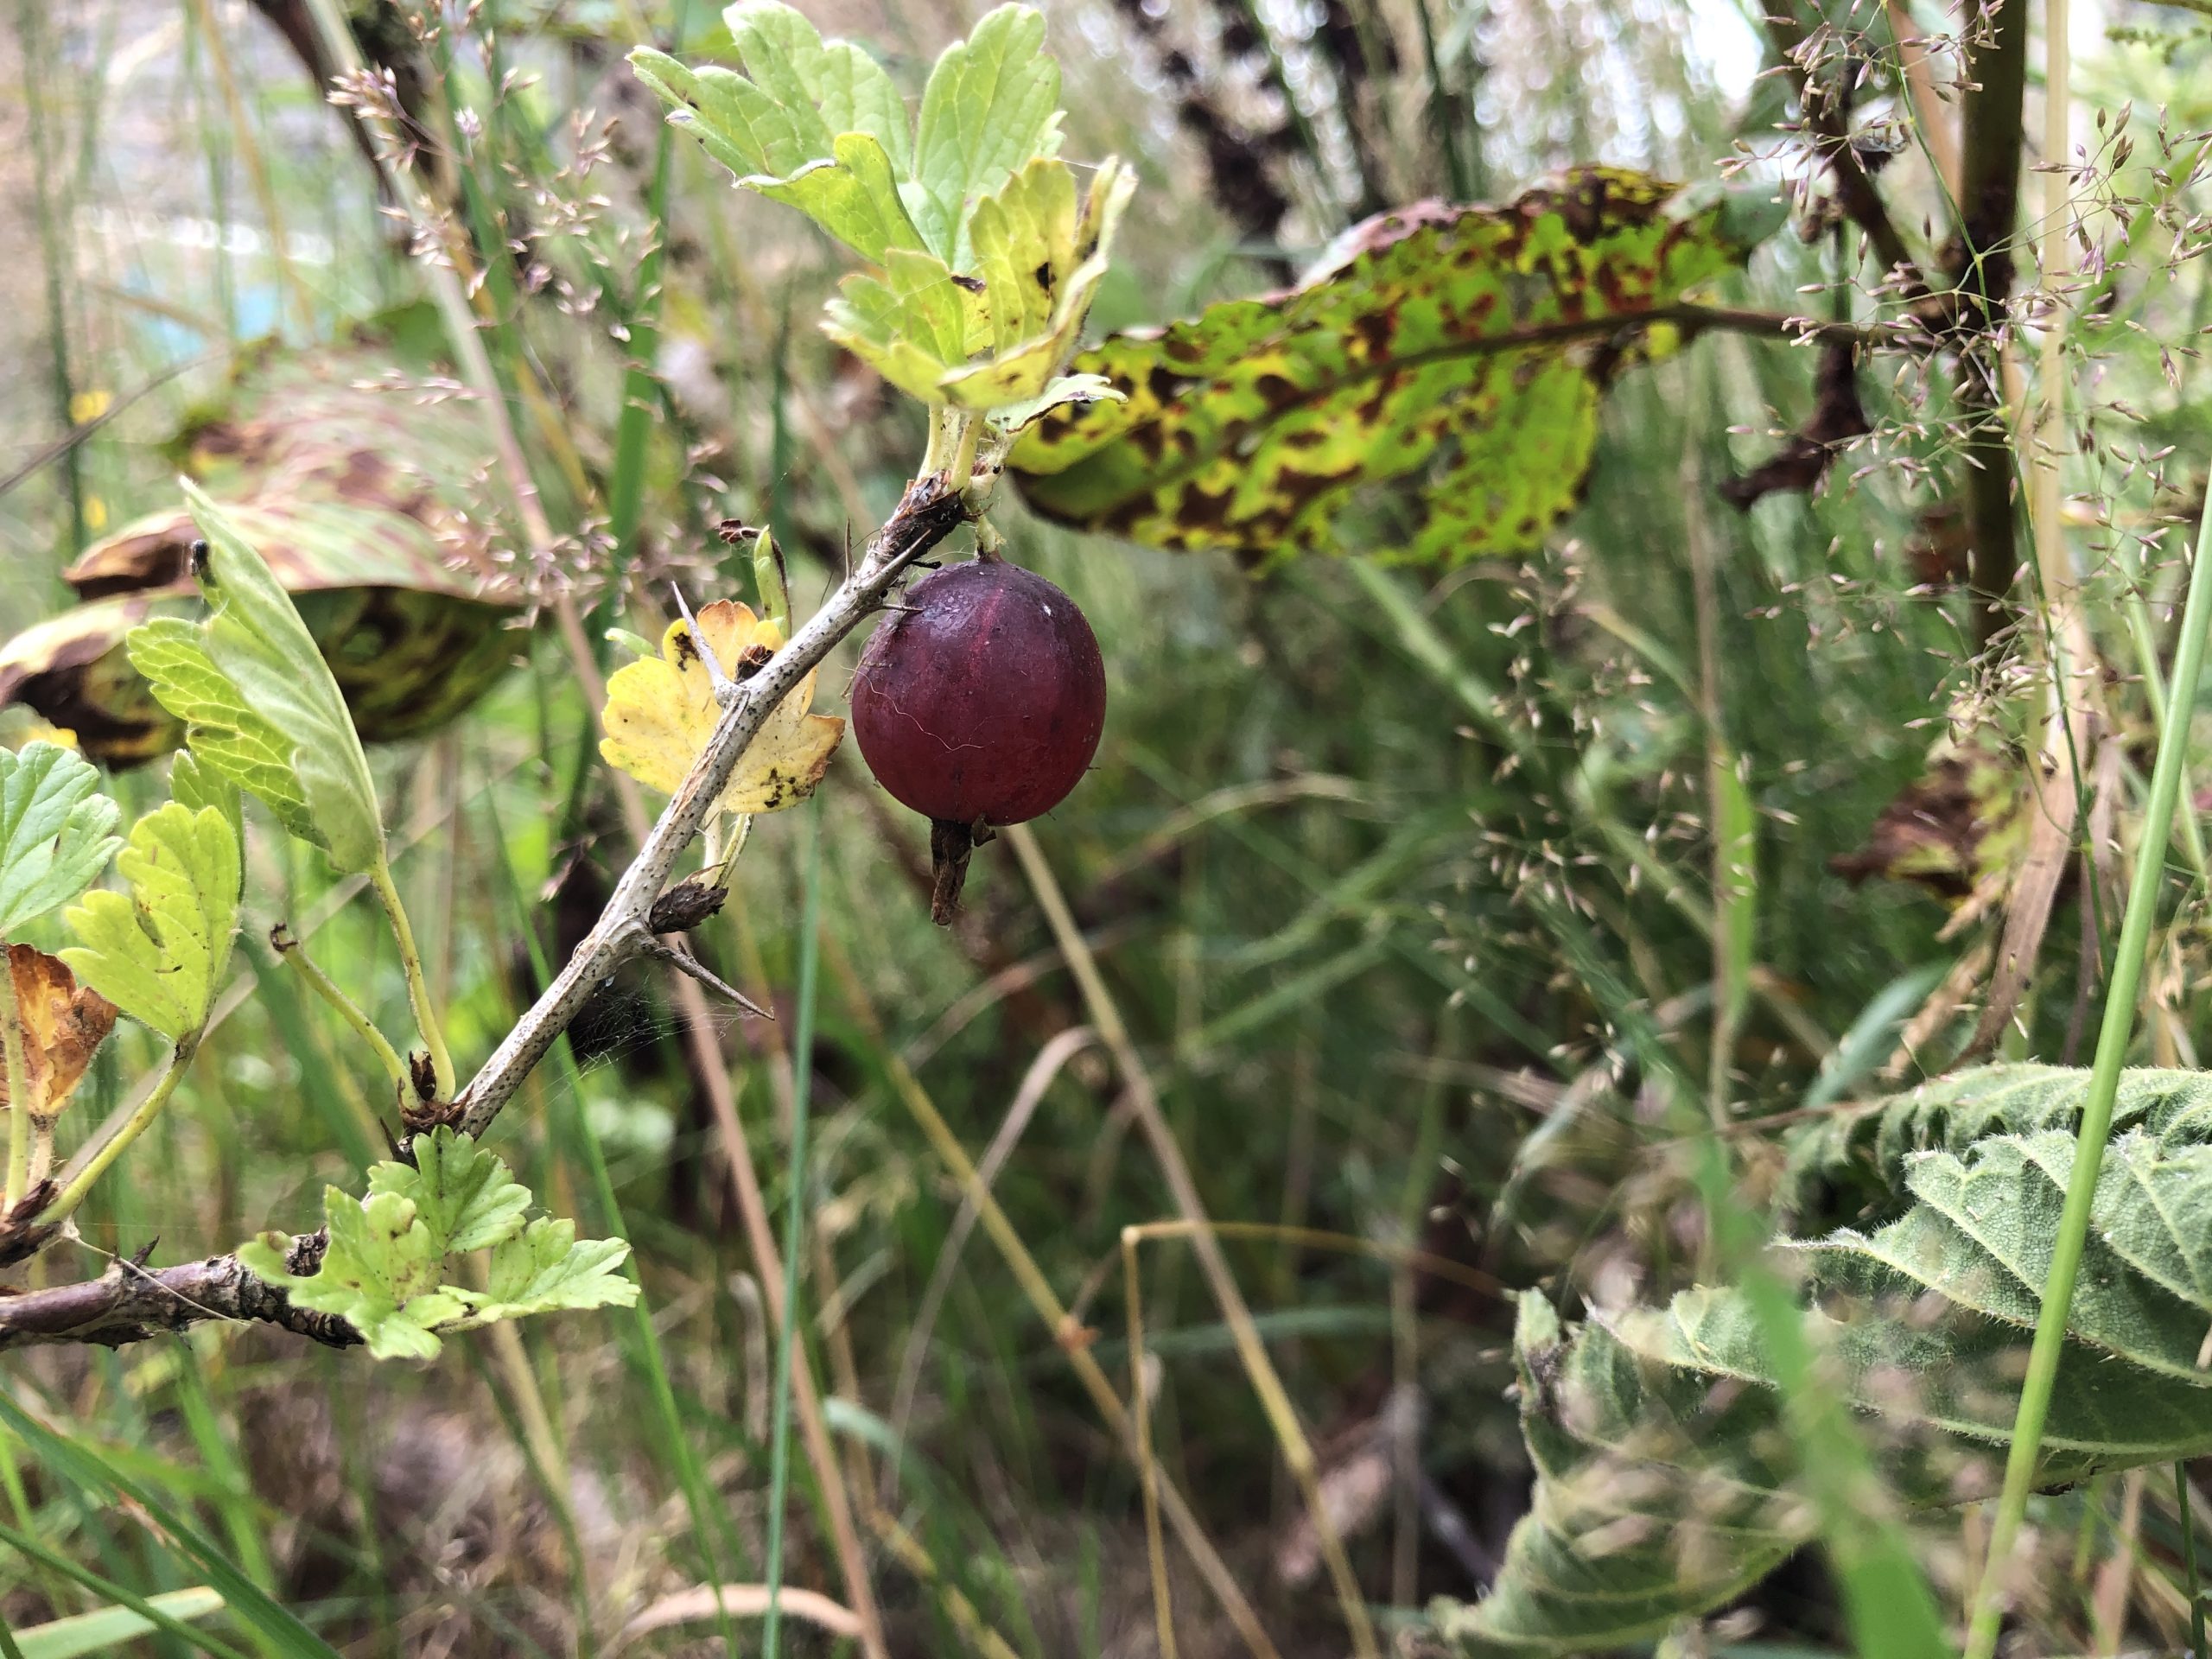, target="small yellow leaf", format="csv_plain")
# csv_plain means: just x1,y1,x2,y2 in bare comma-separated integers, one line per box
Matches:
3,944,118,1184
598,600,843,818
